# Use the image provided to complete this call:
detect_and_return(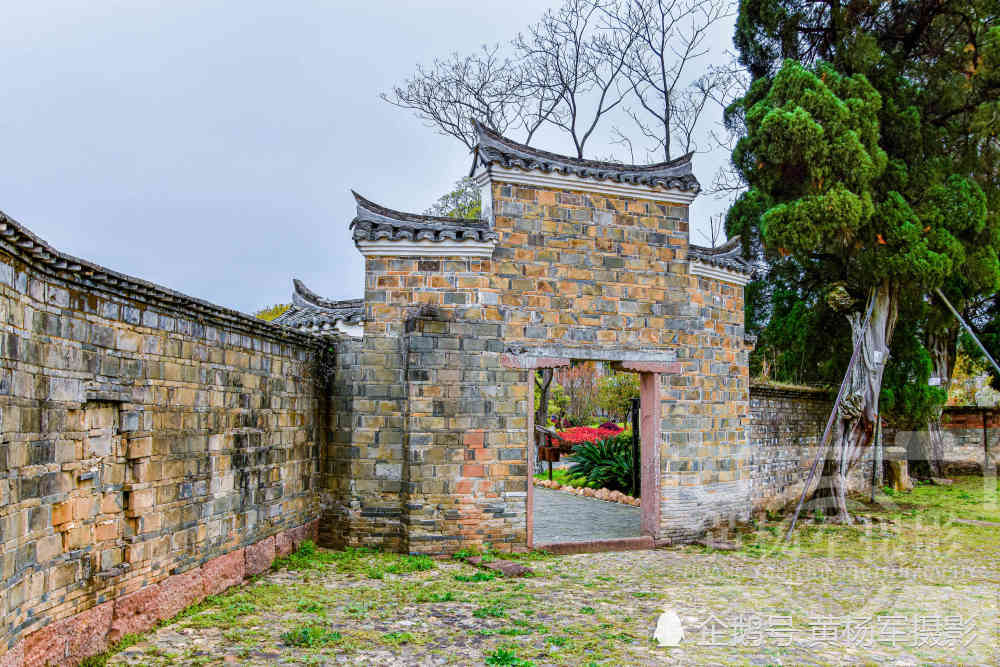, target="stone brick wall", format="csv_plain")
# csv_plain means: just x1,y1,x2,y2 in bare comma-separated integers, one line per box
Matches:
0,216,322,663
401,316,528,553
489,183,751,543
325,180,752,551
748,383,834,512
747,386,1000,513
